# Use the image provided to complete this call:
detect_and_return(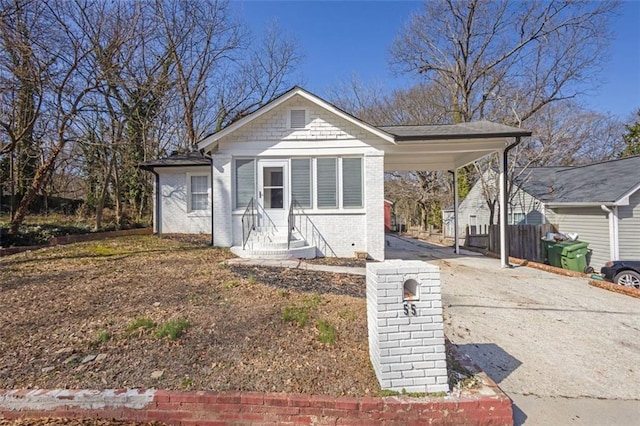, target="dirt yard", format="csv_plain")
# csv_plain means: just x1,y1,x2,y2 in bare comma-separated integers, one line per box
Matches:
0,235,379,396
